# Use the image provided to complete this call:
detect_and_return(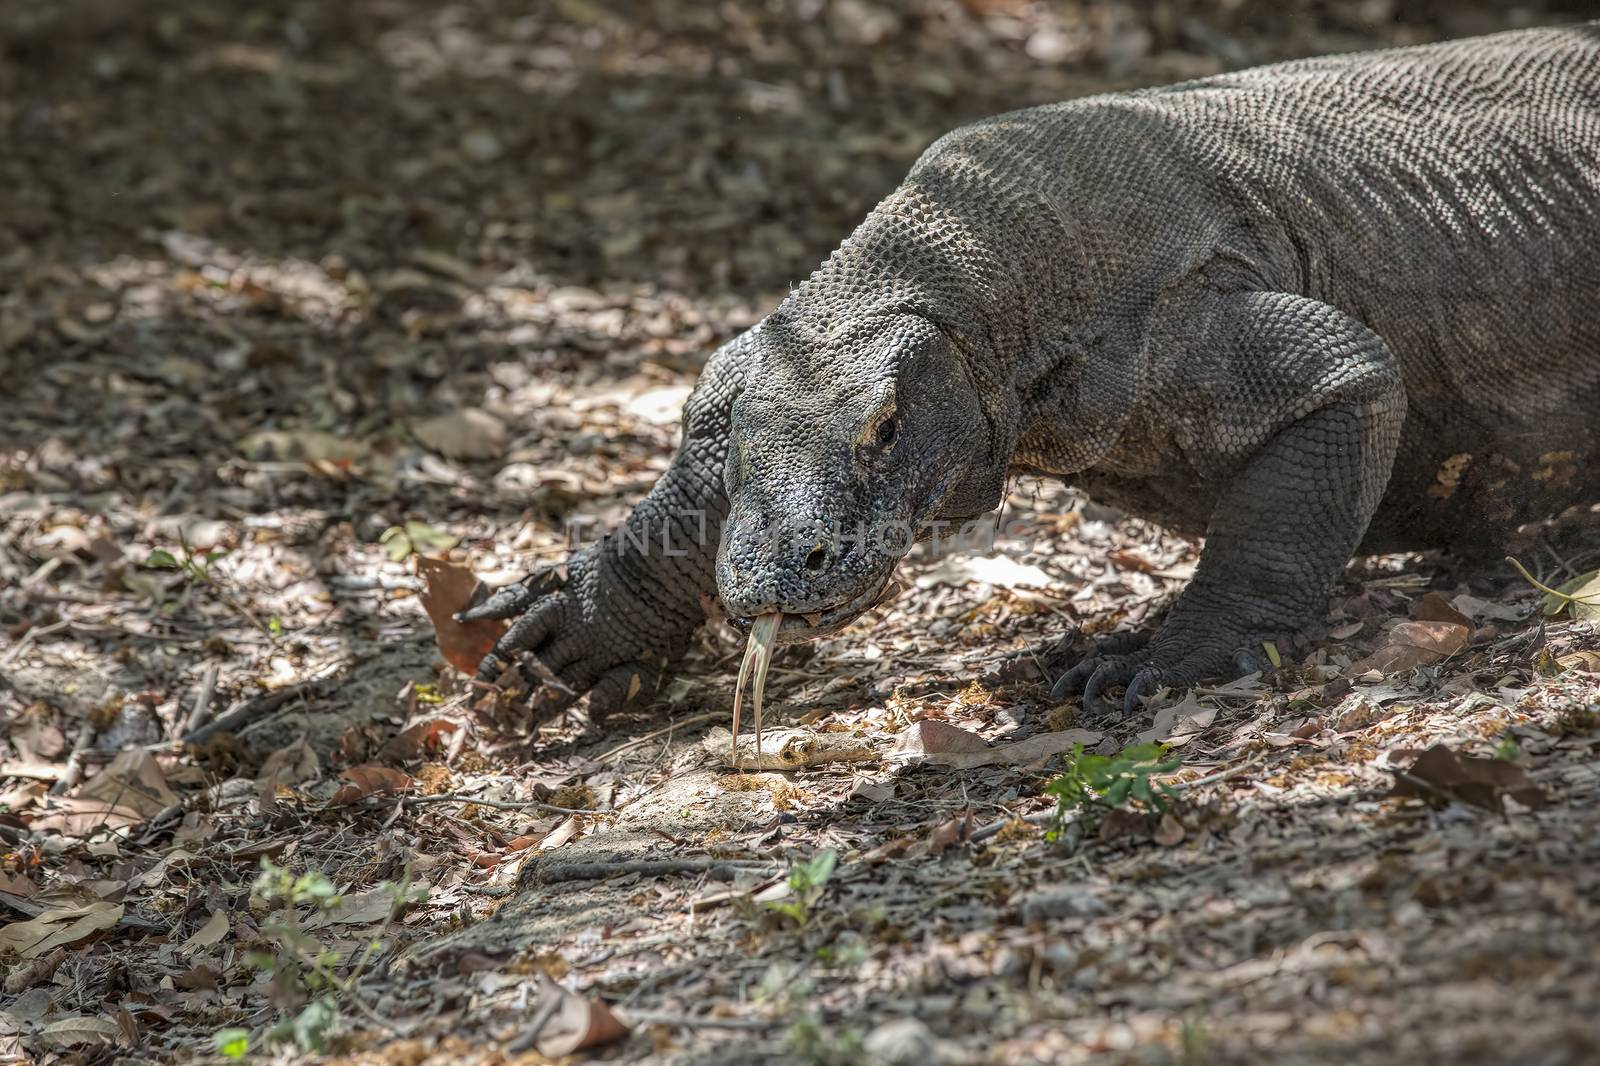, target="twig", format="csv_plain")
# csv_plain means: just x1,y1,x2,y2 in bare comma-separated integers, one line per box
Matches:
177,659,349,746
399,792,598,817
1168,750,1267,792
616,1009,776,1032
49,720,95,796
971,808,1057,843
504,994,564,1055
596,711,725,762
177,661,220,740
0,619,70,668
520,858,780,887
